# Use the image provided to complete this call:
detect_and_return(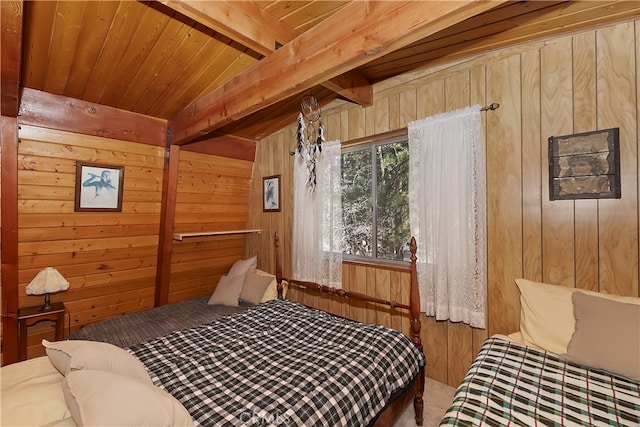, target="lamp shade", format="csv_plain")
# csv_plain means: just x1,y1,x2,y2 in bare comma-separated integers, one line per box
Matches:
26,267,69,295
